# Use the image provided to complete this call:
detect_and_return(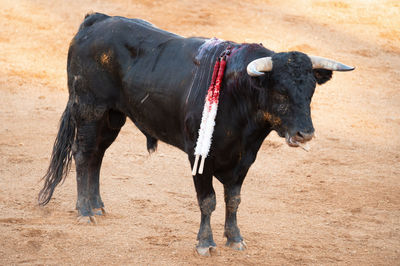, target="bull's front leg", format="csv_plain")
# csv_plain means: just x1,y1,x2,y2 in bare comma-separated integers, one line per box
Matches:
192,170,217,256
224,183,247,250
